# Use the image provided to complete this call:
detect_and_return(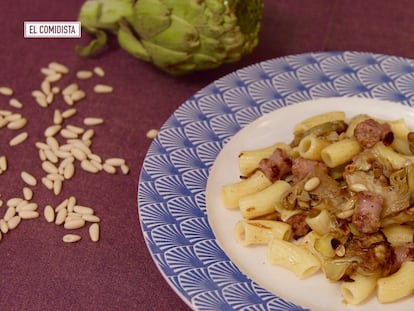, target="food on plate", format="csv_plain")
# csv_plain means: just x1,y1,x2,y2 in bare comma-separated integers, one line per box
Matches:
222,111,414,304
